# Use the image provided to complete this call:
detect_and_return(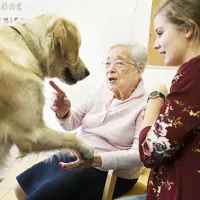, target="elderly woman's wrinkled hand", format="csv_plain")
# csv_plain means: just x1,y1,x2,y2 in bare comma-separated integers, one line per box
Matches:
59,152,102,171
49,80,71,119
